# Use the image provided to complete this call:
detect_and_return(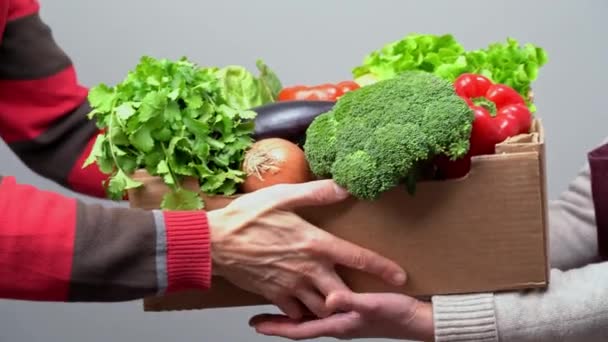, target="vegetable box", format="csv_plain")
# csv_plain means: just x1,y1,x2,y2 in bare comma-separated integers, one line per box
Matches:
129,119,549,312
